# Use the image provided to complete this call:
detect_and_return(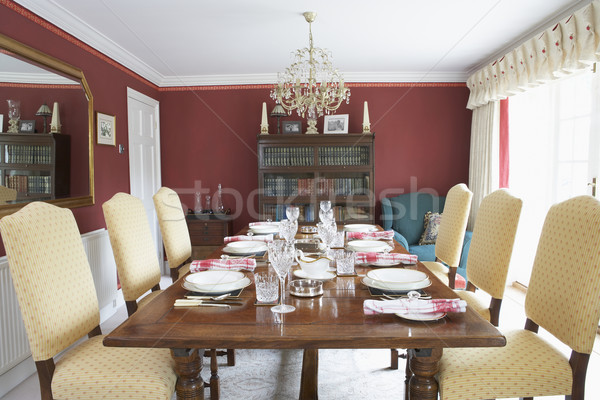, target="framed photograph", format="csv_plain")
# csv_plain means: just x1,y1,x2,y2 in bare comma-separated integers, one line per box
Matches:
96,112,116,146
282,120,301,134
18,120,35,133
324,114,349,134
